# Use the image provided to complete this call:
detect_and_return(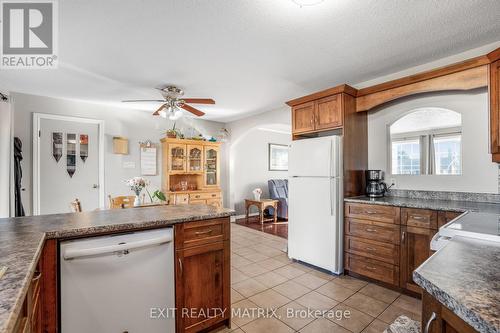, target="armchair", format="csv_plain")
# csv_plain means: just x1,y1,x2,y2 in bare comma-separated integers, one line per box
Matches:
267,179,288,220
